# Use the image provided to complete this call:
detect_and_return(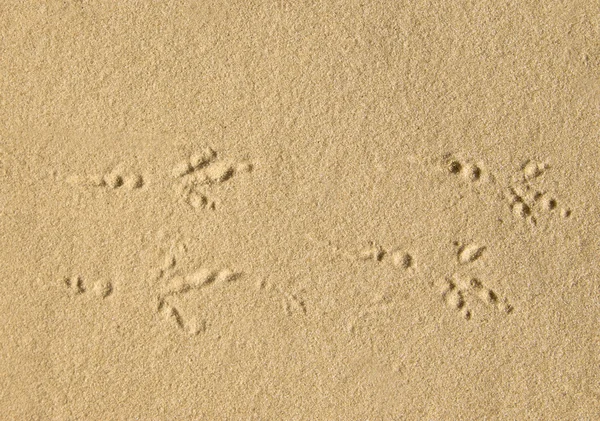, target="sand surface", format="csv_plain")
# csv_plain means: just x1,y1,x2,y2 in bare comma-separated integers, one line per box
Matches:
1,1,599,420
